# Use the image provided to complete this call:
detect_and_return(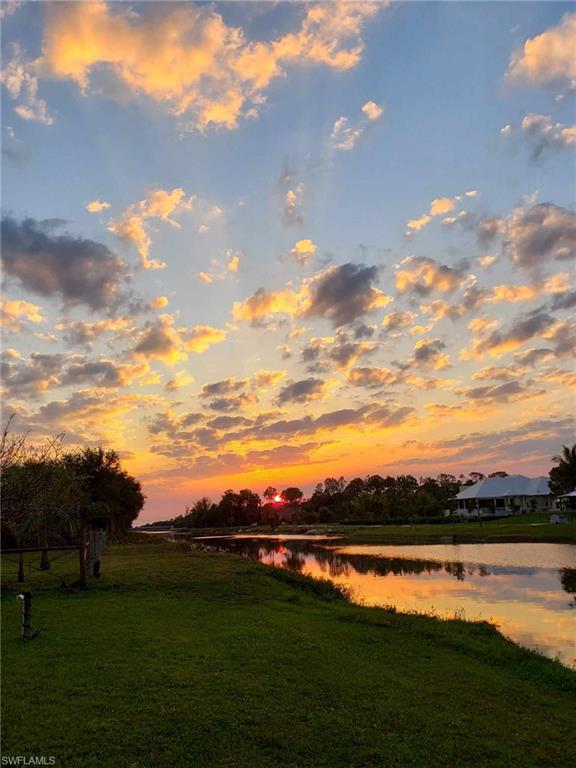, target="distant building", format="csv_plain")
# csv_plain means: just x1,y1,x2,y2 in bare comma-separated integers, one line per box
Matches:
455,475,552,517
